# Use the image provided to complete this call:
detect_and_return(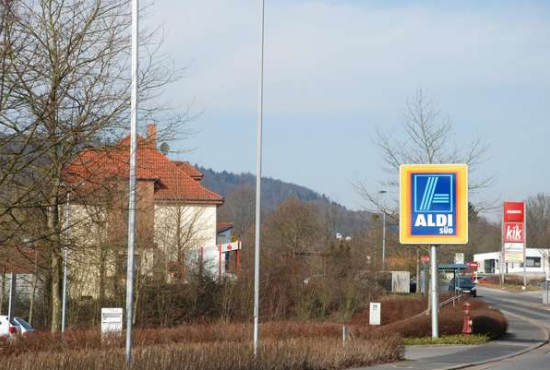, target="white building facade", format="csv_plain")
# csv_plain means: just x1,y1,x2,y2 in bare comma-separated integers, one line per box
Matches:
474,248,550,277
